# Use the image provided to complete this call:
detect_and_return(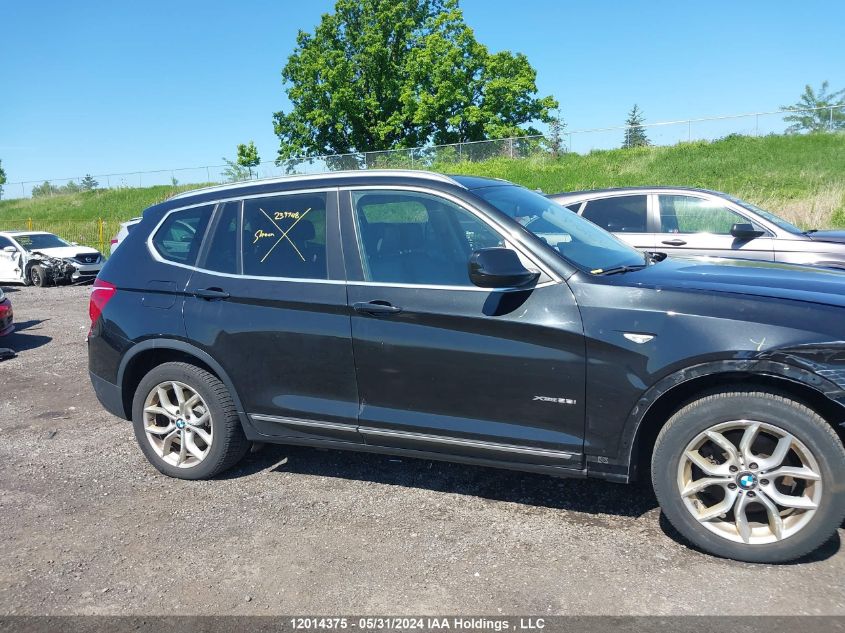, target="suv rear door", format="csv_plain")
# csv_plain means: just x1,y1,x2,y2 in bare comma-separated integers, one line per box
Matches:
340,187,586,470
181,190,361,444
579,194,654,251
